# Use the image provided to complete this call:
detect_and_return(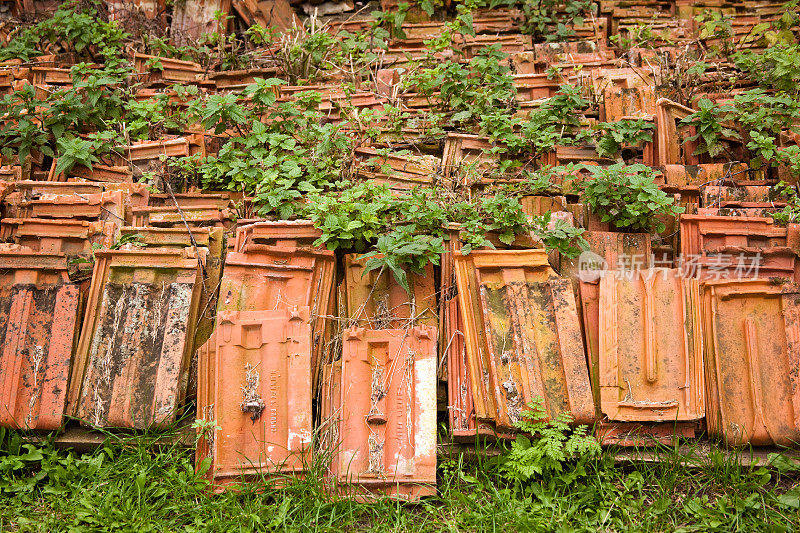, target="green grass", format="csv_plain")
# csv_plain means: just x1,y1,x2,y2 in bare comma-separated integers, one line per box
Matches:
1,426,799,532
